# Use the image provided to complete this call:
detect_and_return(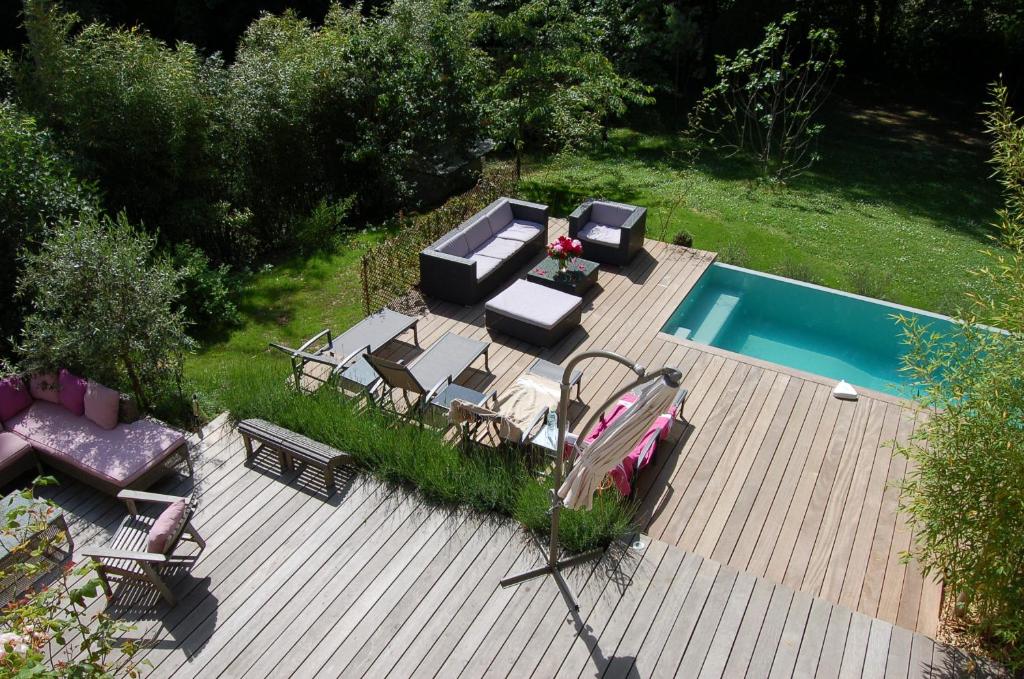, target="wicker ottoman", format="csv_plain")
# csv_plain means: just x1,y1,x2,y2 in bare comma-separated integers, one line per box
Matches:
485,279,583,347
